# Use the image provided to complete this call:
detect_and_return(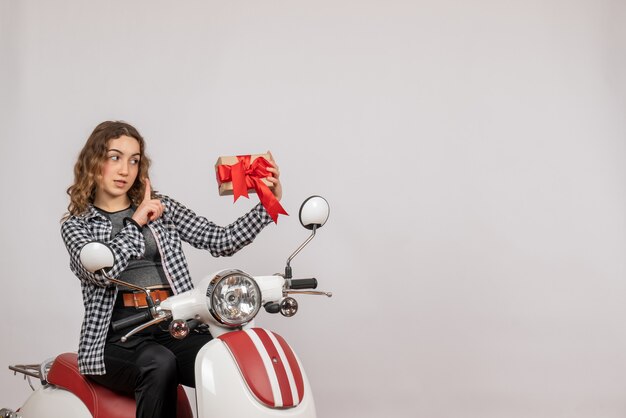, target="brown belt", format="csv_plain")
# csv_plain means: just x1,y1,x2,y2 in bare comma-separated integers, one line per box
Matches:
122,290,172,308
